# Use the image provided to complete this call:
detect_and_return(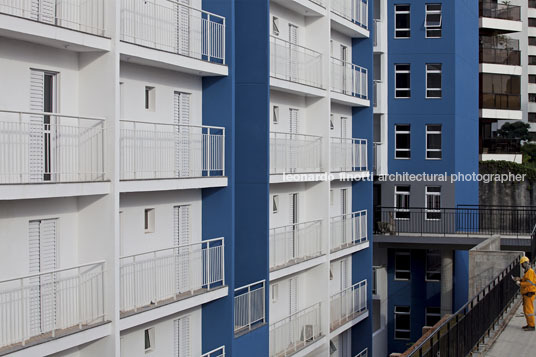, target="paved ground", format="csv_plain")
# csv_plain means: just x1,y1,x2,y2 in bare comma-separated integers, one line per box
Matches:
485,303,536,357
